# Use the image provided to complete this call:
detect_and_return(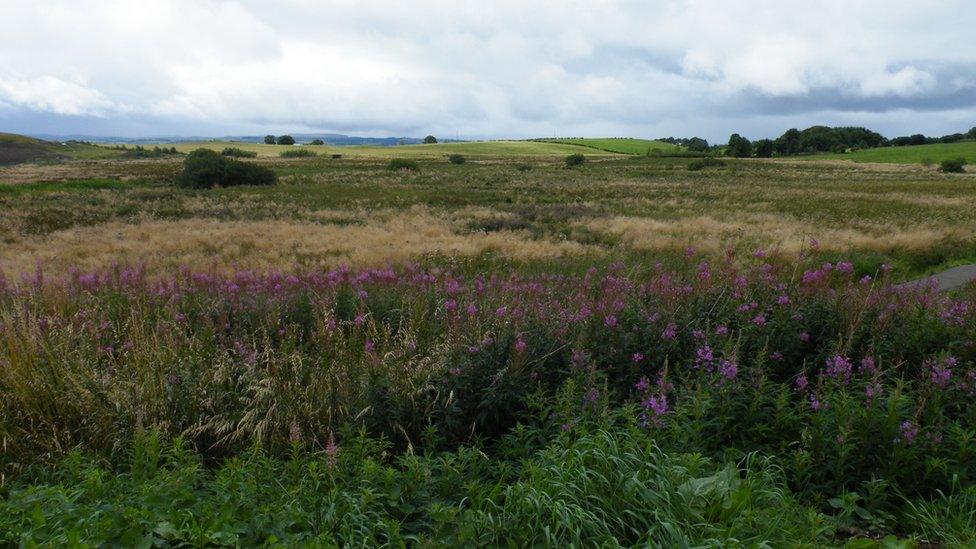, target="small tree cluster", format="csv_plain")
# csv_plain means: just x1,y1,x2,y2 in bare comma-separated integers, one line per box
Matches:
727,134,752,158
263,135,295,145
178,149,277,189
